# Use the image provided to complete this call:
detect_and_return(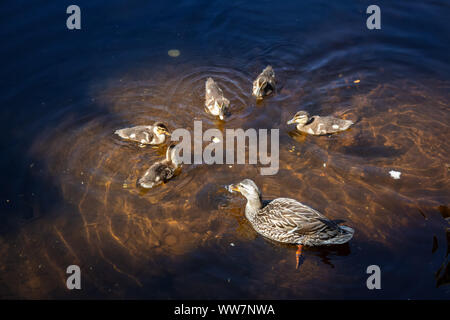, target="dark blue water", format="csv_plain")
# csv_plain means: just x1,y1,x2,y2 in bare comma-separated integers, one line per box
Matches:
0,0,449,298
